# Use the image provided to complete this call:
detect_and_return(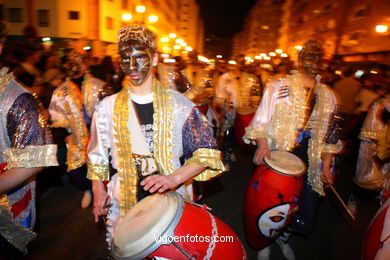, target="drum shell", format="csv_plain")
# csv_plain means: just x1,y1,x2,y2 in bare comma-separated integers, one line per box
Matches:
150,200,247,260
233,113,254,148
244,165,303,249
362,197,390,260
